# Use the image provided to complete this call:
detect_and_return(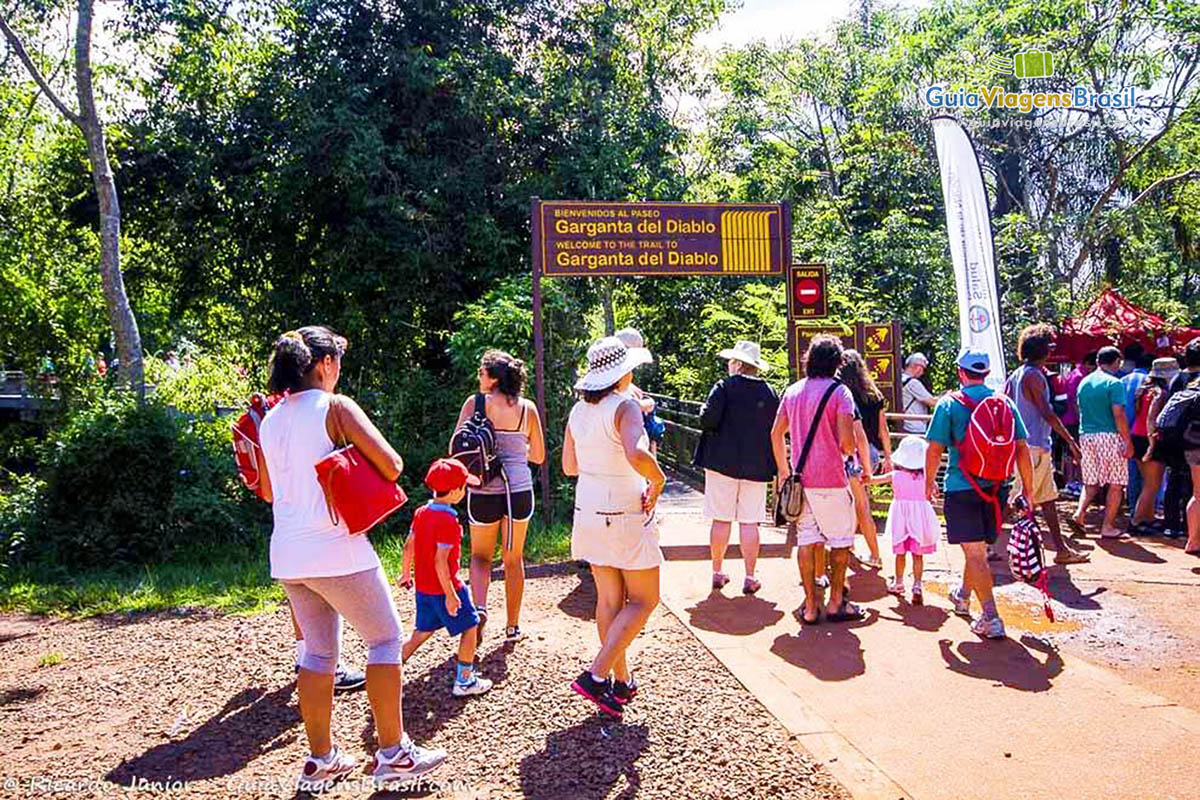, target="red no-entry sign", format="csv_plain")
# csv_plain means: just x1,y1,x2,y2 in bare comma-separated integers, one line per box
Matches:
789,264,828,319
